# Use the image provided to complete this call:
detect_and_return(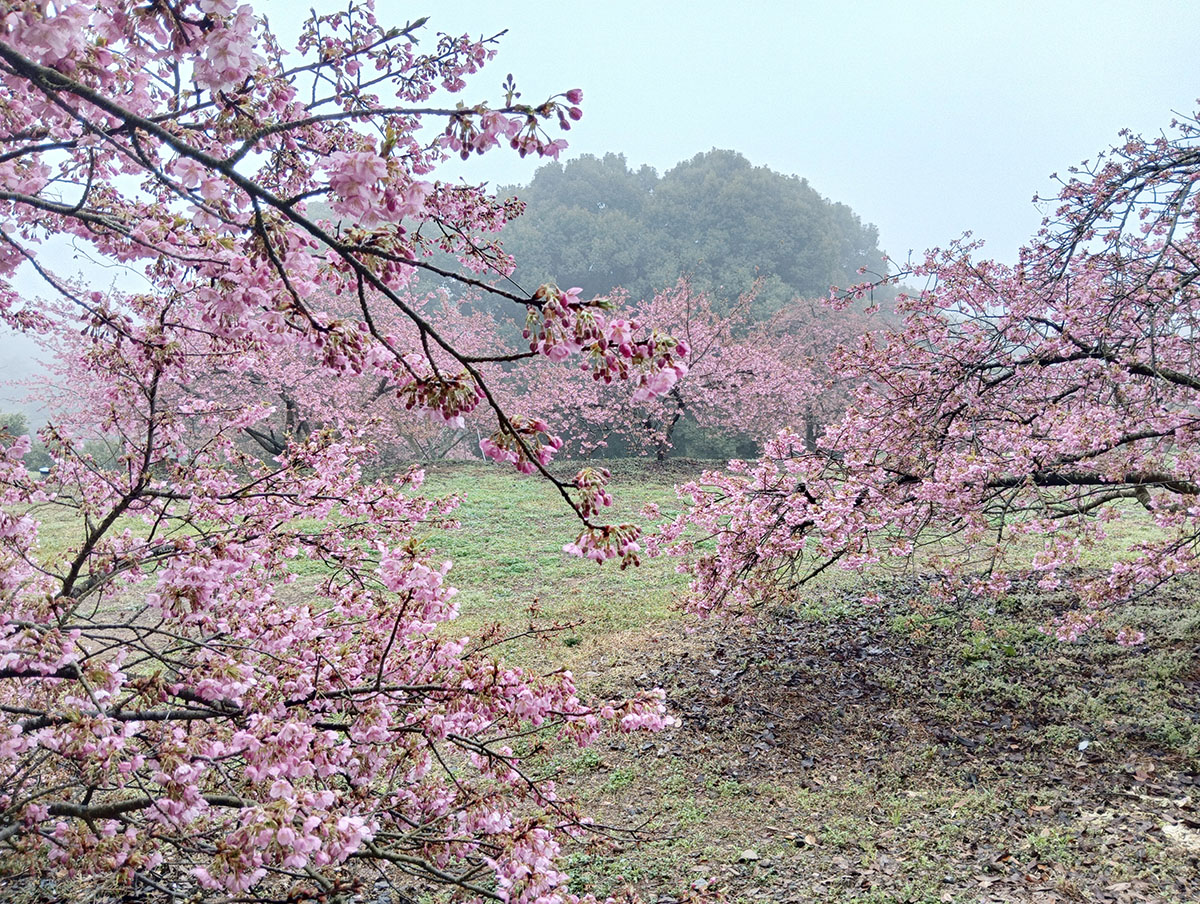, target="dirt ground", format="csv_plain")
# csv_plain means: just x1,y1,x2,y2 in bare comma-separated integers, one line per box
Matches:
561,577,1200,903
